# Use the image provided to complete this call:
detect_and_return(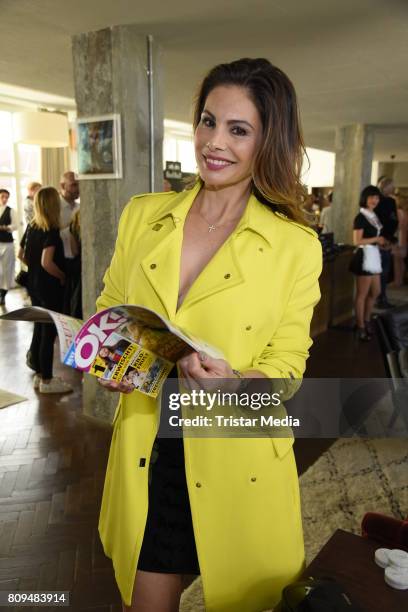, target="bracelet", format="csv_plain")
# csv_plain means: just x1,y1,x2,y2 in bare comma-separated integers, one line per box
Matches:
232,369,249,393
232,369,244,379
